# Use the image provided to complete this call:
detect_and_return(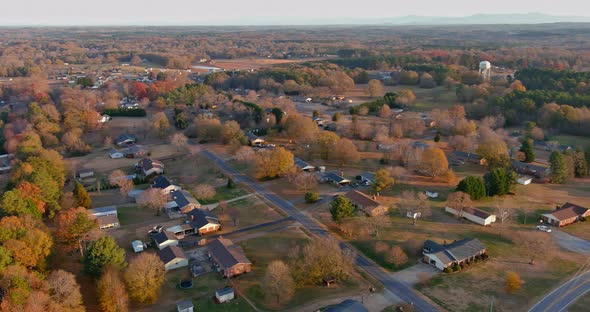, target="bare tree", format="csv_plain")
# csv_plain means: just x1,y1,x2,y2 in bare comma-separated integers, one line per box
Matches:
170,132,188,151
194,184,216,200
46,270,84,311
137,188,168,215
386,246,409,267
263,260,295,305
398,191,431,225
293,172,318,191
446,191,473,220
